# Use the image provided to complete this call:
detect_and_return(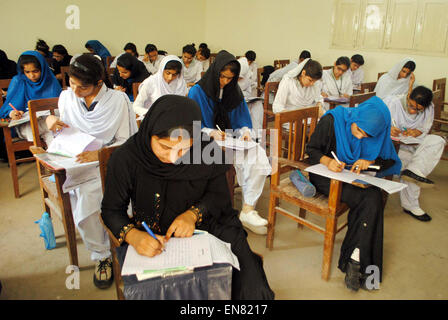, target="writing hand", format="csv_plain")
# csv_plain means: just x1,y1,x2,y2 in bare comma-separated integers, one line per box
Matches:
125,229,165,257
391,126,401,137
9,110,24,120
